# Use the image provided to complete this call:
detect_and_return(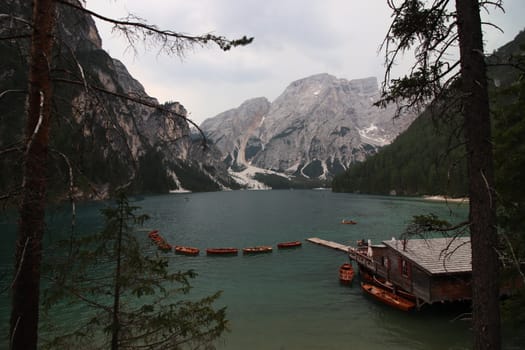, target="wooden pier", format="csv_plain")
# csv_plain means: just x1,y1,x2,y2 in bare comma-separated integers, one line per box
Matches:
306,237,355,253
306,237,374,267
